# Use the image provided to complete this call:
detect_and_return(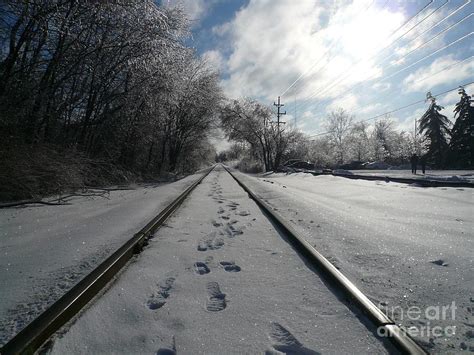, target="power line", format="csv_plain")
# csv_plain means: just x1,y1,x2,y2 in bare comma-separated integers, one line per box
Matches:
305,15,472,114
348,55,474,117
381,12,472,65
293,1,468,115
297,30,473,116
415,54,473,84
380,0,435,45
307,81,474,138
391,0,471,55
278,0,389,97
372,31,472,85
378,0,448,56
280,0,434,98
